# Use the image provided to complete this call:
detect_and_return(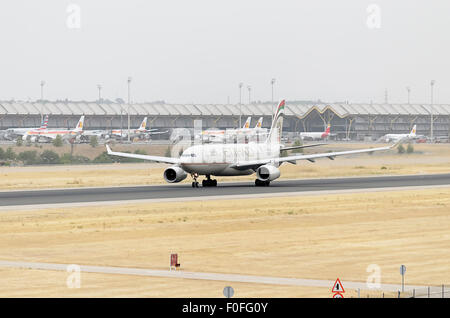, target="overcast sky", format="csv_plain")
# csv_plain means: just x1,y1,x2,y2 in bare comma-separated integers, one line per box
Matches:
0,0,449,104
